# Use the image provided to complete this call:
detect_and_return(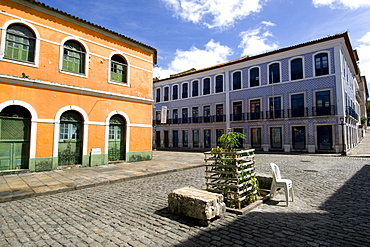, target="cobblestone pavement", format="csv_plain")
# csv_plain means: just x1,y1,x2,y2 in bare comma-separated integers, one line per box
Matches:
1,154,370,246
